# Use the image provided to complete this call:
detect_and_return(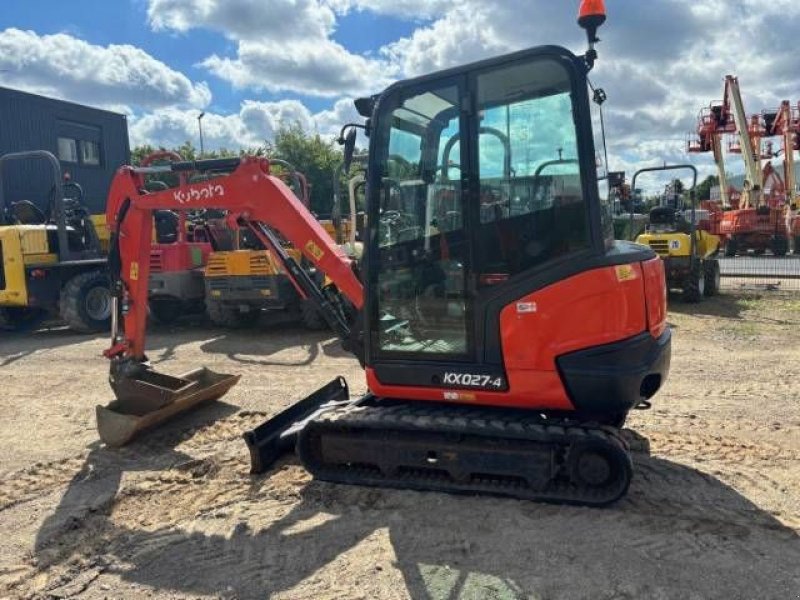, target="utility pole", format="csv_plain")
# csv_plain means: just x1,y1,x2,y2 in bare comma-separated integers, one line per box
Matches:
197,111,206,158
